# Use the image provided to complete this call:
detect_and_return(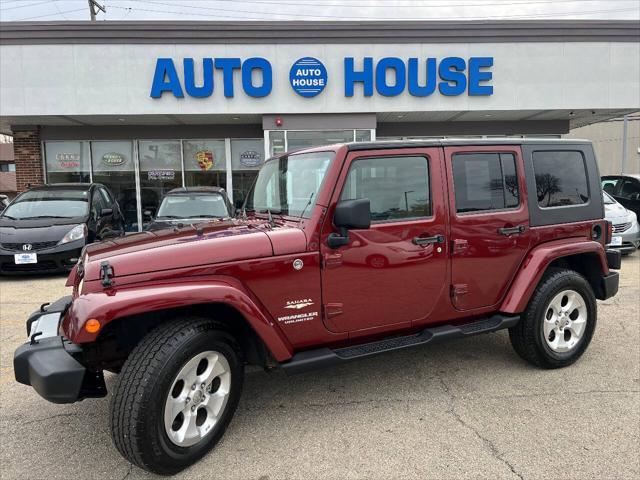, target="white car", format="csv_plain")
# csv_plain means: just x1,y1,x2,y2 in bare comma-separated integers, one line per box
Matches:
604,191,639,255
